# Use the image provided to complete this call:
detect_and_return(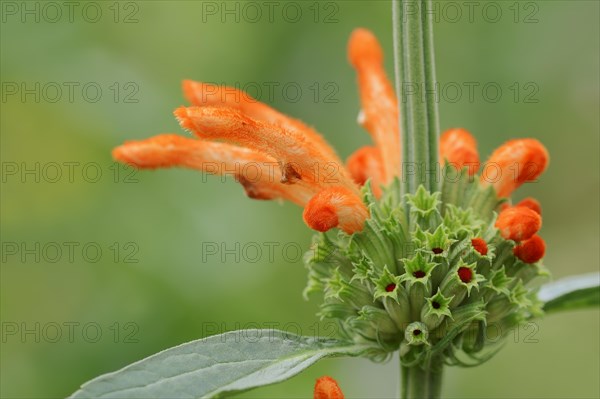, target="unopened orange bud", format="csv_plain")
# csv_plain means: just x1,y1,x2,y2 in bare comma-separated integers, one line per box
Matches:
471,238,488,256
495,207,541,242
513,234,546,263
440,128,480,176
480,139,549,197
515,197,542,215
346,146,384,197
314,376,345,399
303,187,369,234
